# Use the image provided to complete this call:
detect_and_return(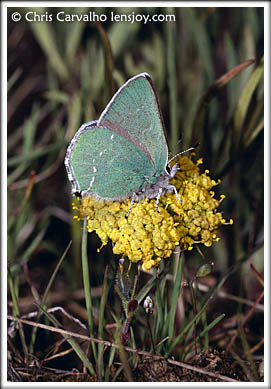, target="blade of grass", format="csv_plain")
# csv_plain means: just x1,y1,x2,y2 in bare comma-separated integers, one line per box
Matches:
97,265,109,379
8,170,35,235
183,313,226,360
96,21,115,101
187,8,214,85
37,303,96,375
7,269,28,360
10,226,48,275
8,105,39,184
194,280,209,350
7,163,31,186
226,289,264,353
239,328,260,381
29,241,72,355
115,333,133,381
161,295,169,350
250,263,264,287
8,101,52,153
154,272,164,345
224,32,238,118
65,8,87,64
105,344,116,381
189,281,199,354
69,199,83,289
155,272,169,354
44,90,69,104
244,116,264,149
167,247,183,340
129,326,137,368
7,68,23,93
7,314,239,382
165,293,213,357
233,56,263,146
111,364,125,382
66,93,82,140
243,96,263,141
30,12,69,80
108,14,140,60
82,217,97,361
8,141,65,167
165,7,178,151
136,268,164,305
19,172,36,211
201,307,208,350
191,58,255,146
